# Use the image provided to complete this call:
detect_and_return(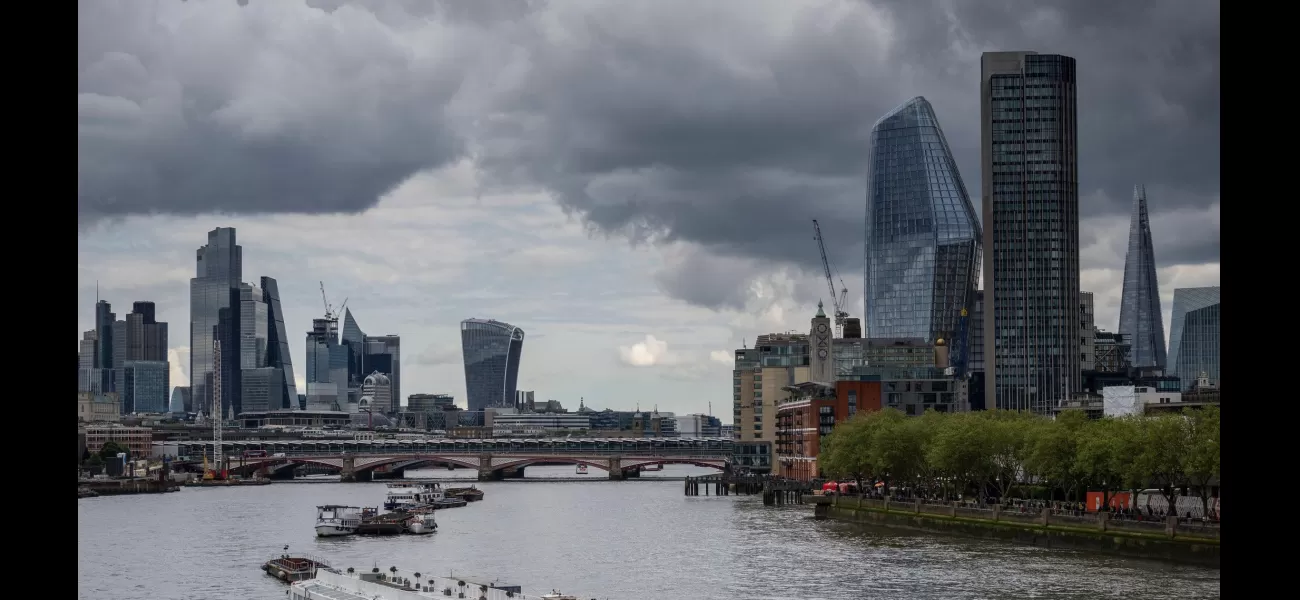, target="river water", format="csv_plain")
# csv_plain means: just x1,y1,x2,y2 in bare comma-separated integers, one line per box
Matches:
78,465,1220,599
